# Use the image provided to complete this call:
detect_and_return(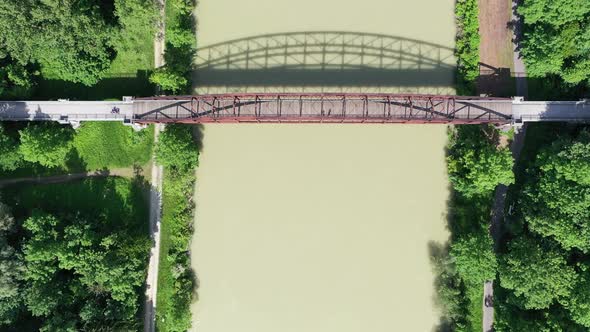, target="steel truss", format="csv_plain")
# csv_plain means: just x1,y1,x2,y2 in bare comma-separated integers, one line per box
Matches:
133,93,514,124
